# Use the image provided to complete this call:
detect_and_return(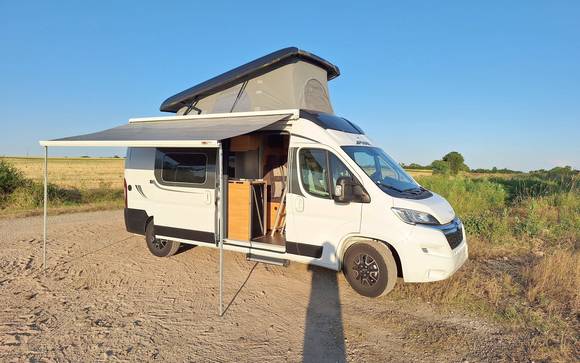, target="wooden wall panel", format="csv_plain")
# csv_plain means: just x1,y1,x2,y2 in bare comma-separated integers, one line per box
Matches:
228,181,251,241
